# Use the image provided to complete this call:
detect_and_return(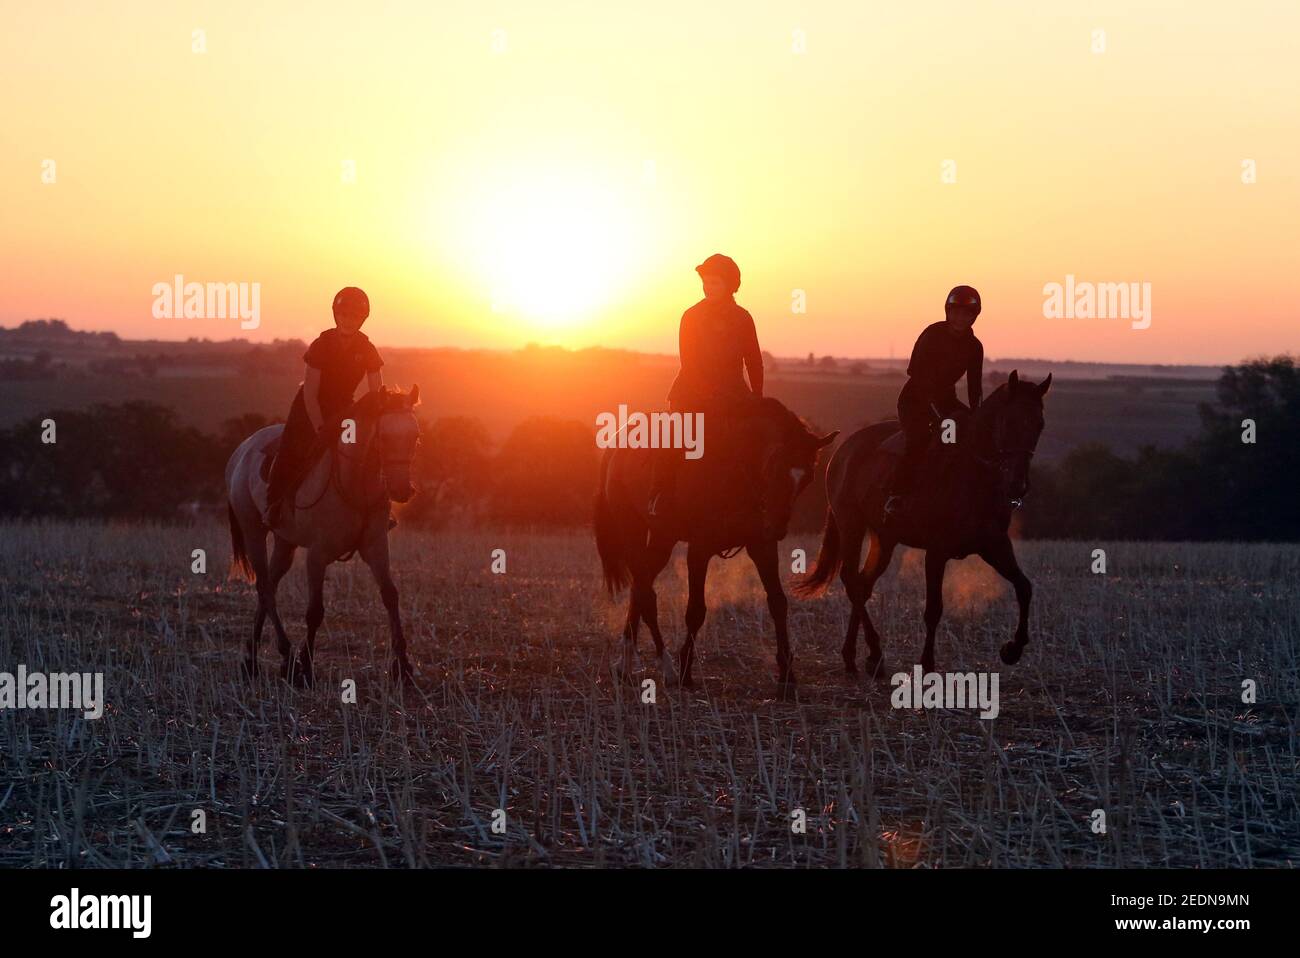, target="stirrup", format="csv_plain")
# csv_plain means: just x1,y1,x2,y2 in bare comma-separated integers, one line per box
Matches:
883,494,907,518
